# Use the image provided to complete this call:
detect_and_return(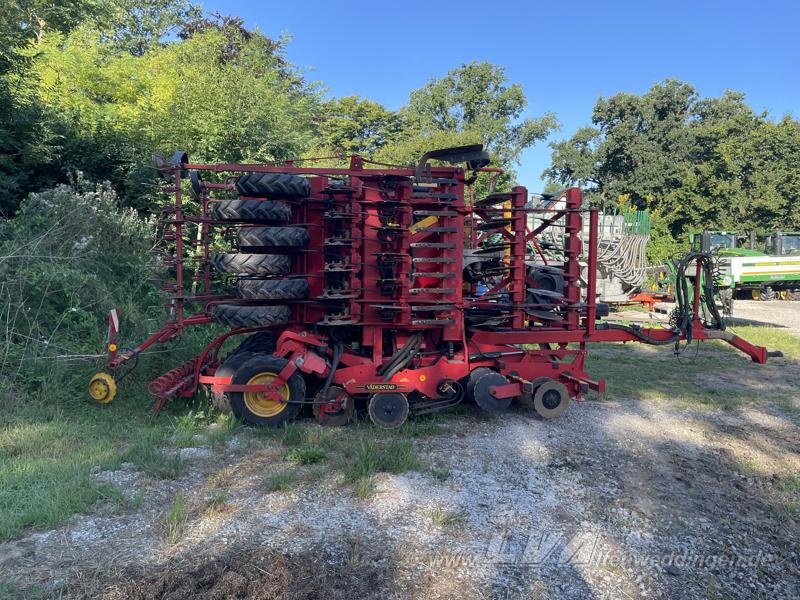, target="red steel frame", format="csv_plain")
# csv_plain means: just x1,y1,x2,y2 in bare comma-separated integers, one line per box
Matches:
103,155,768,412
